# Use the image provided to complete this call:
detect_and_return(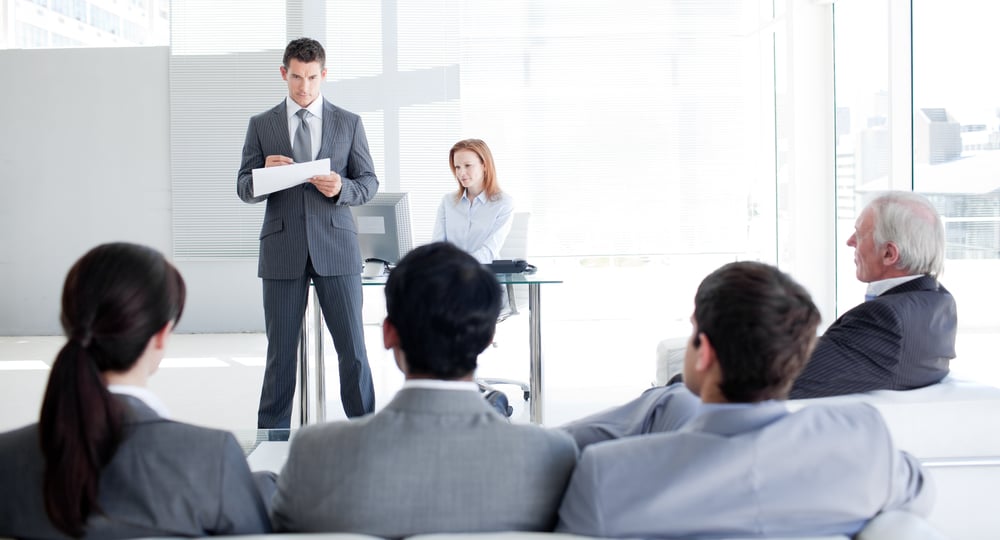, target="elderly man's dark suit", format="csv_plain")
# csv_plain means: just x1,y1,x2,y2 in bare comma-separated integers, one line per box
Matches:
790,275,956,398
